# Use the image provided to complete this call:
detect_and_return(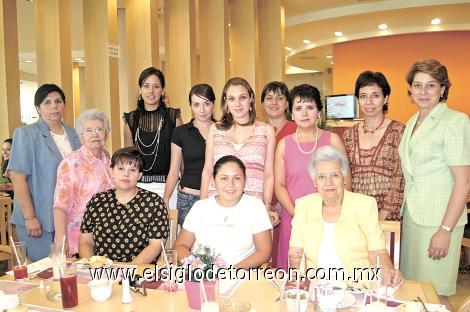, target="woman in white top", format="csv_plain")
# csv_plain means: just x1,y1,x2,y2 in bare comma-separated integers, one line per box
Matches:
174,155,272,268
